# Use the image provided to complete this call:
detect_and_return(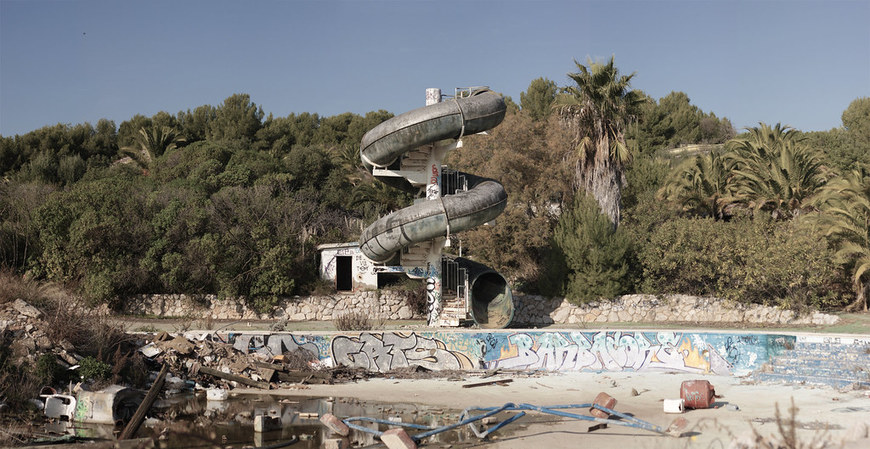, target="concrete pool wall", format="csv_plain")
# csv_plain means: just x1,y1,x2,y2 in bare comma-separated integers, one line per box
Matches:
215,330,808,377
